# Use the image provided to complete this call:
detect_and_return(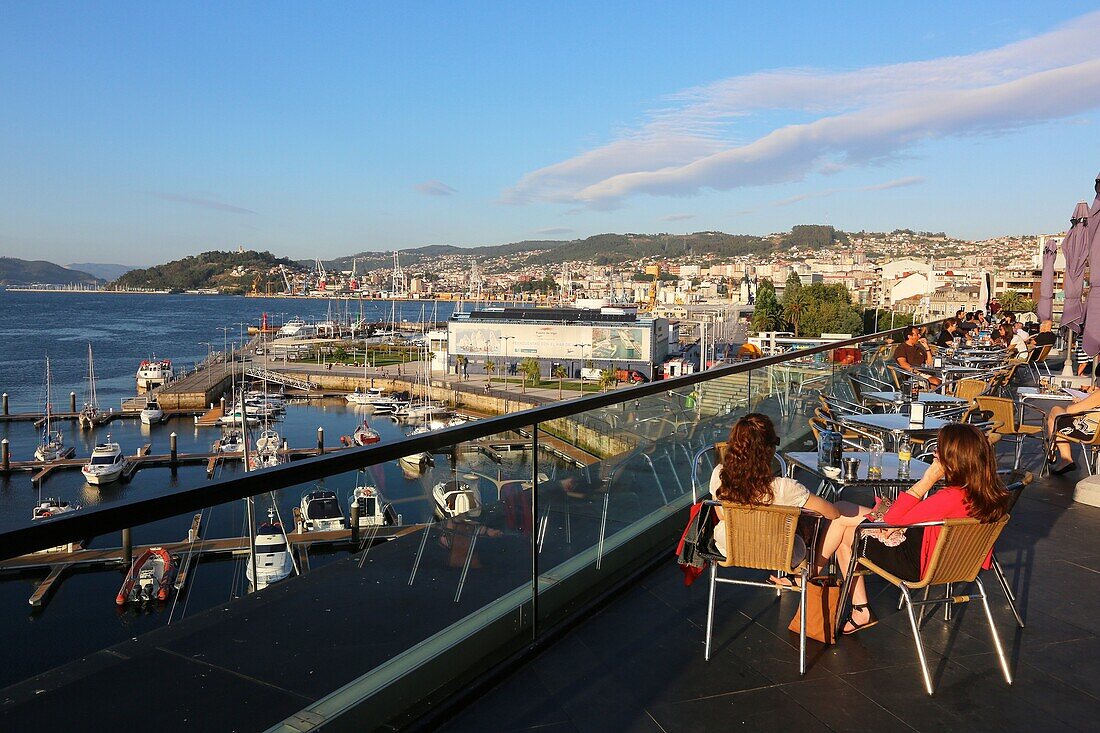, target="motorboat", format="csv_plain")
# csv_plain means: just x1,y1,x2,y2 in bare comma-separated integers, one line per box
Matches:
352,421,381,446
349,484,400,529
345,387,384,406
116,547,174,605
35,356,66,462
245,395,285,414
139,395,164,425
432,479,481,519
249,429,282,469
276,317,317,339
82,436,127,485
136,357,173,393
256,428,282,453
218,429,245,455
217,408,260,427
397,401,451,421
369,397,410,414
300,489,344,532
31,497,81,520
246,509,294,590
